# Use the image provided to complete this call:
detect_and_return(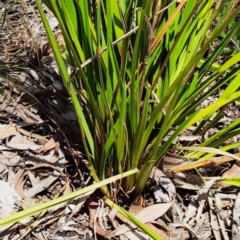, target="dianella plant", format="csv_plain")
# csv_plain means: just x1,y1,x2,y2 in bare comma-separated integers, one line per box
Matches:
36,0,240,200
